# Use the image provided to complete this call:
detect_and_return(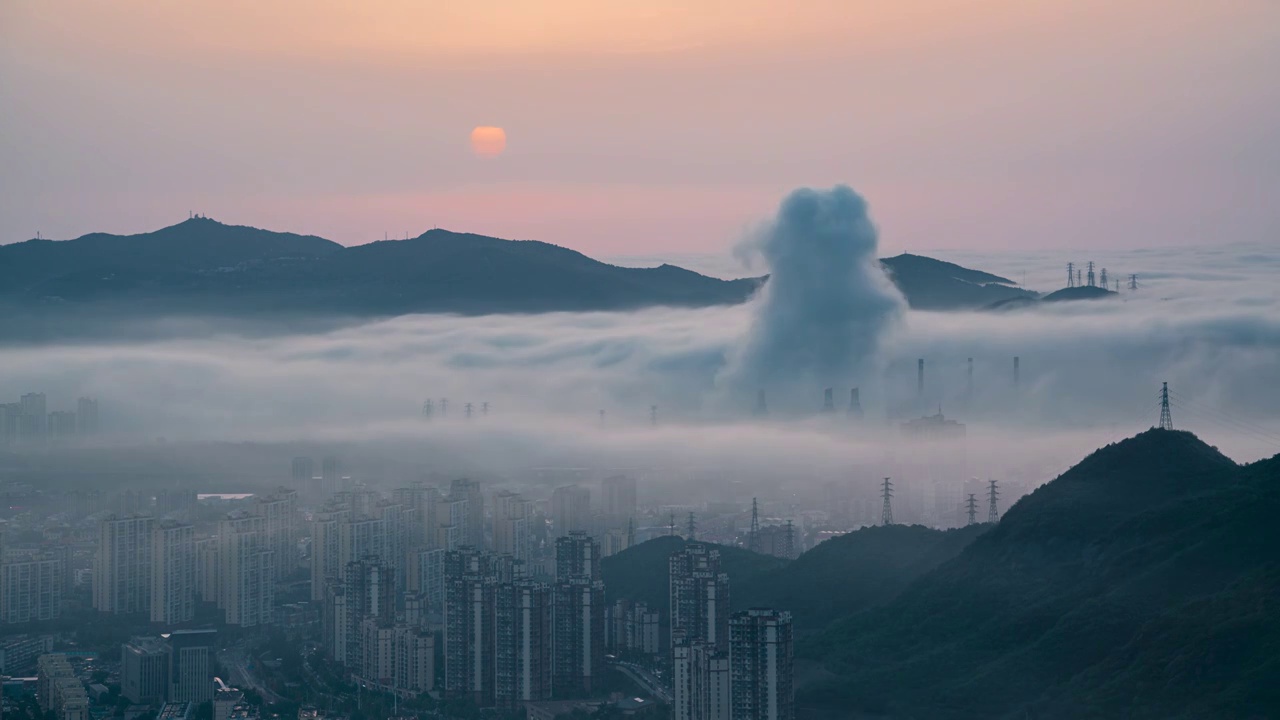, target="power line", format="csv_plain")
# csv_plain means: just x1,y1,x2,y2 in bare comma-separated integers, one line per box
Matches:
1167,390,1280,443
